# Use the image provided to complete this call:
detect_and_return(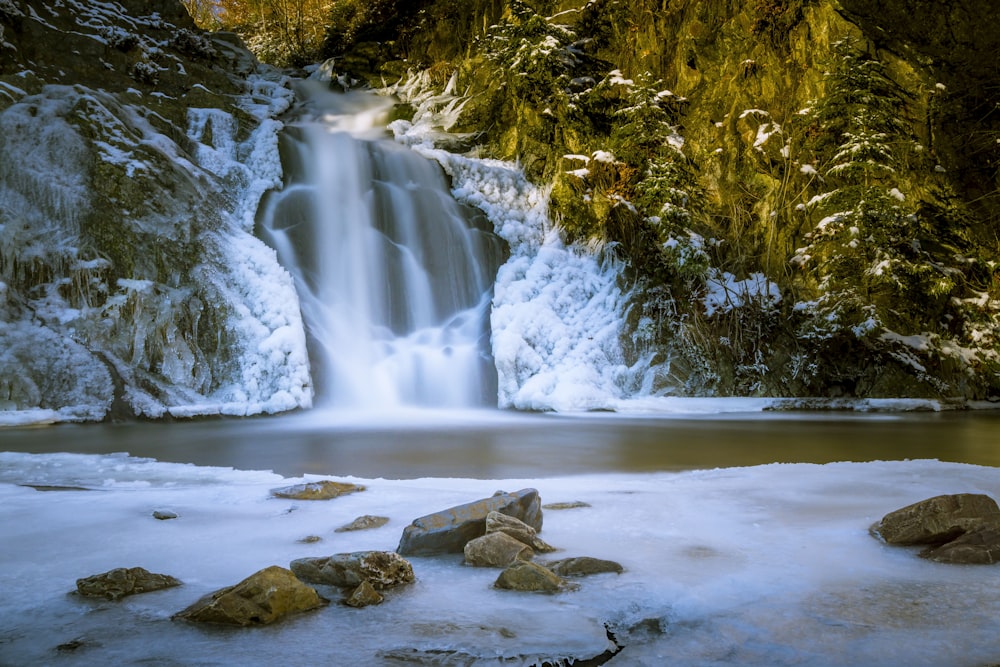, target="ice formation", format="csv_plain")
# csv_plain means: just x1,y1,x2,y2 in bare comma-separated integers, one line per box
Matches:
389,78,641,411
0,3,310,424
